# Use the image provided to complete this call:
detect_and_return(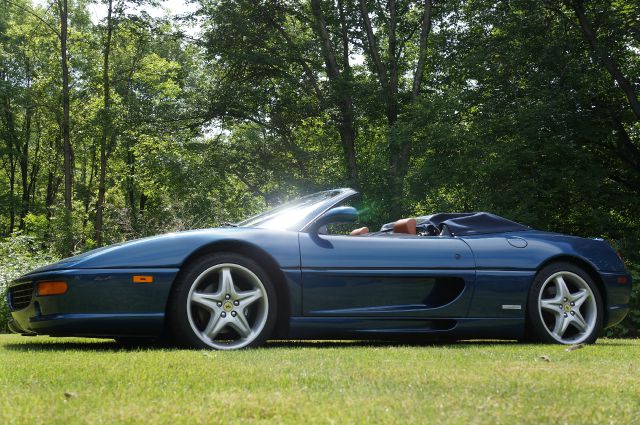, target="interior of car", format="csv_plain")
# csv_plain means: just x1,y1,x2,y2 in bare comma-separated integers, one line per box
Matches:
323,197,449,237
349,217,447,237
